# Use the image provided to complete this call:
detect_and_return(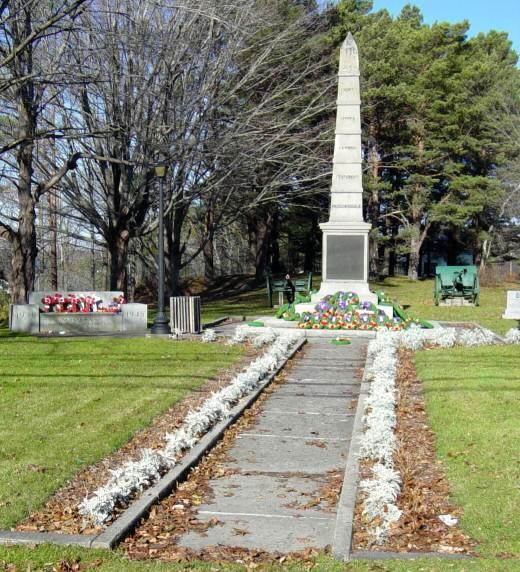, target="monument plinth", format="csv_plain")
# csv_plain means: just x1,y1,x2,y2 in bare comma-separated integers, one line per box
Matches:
297,33,376,313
